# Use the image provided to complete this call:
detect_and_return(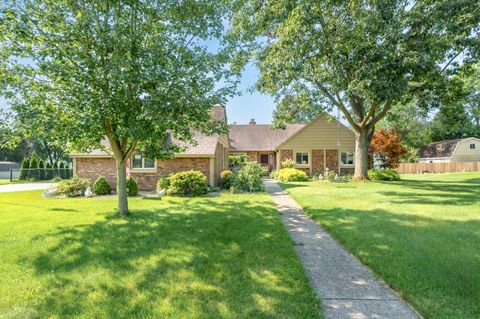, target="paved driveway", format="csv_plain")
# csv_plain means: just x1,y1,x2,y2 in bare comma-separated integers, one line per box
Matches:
0,183,57,193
